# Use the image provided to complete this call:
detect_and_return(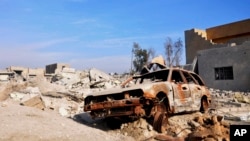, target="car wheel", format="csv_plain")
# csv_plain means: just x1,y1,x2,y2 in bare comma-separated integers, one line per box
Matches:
200,97,209,113
153,111,168,133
